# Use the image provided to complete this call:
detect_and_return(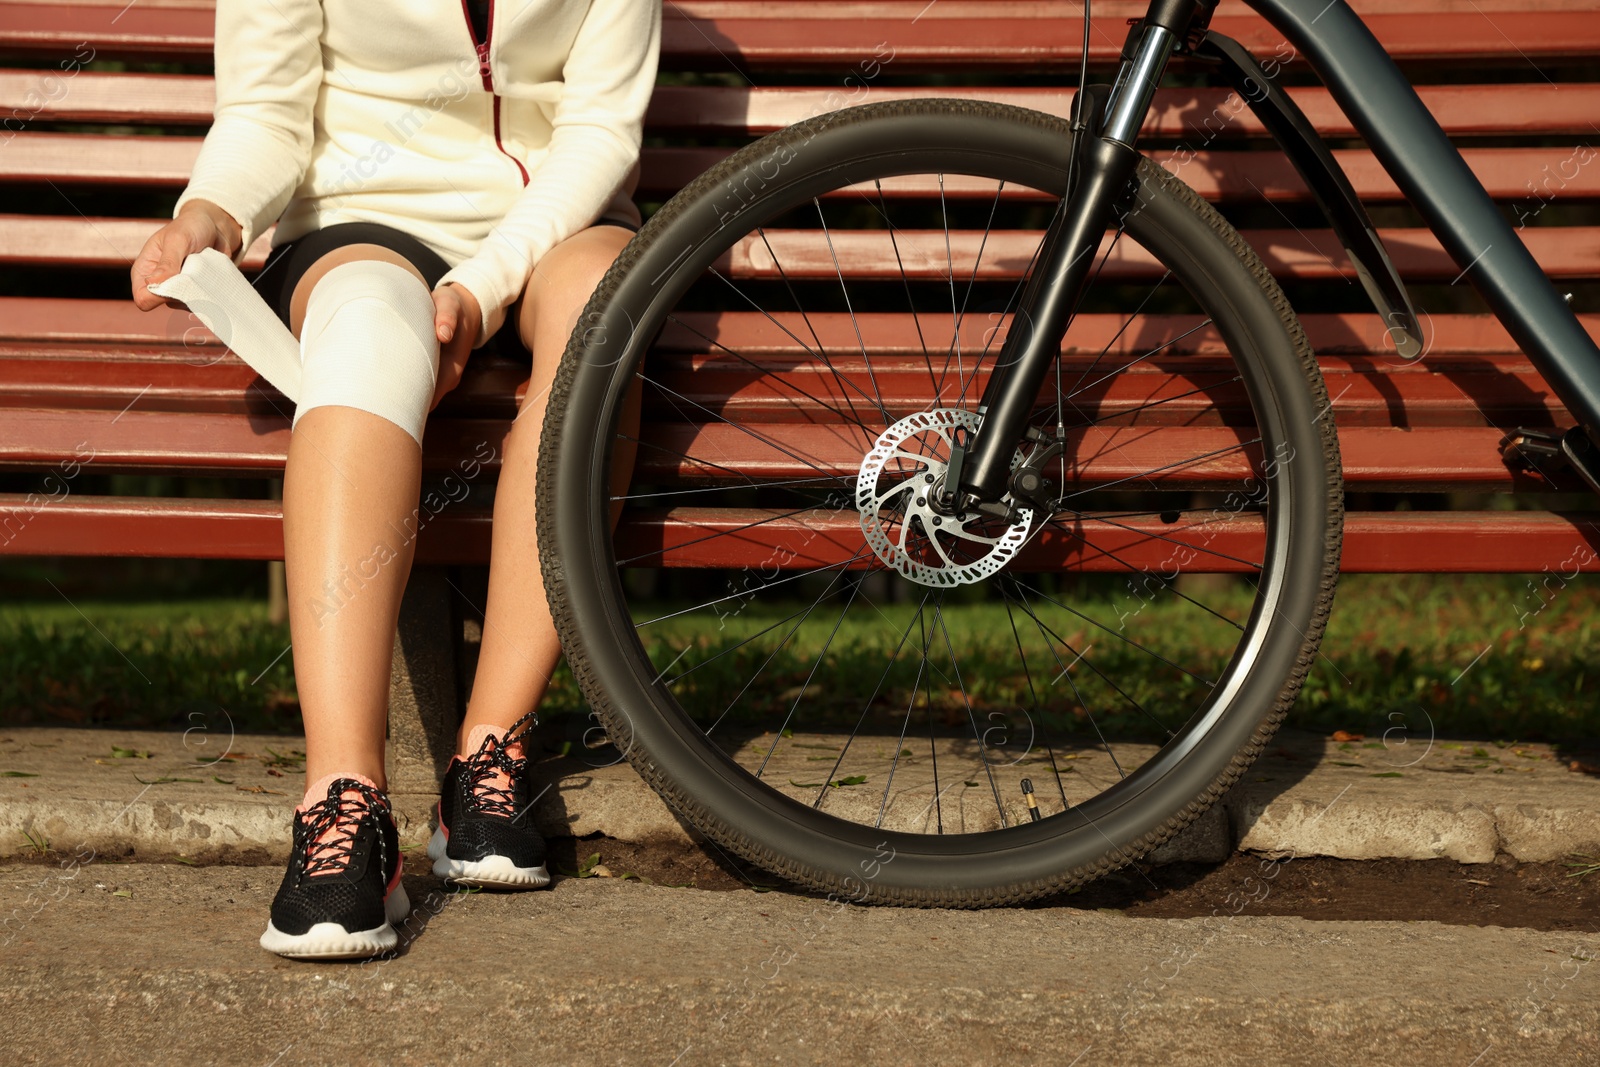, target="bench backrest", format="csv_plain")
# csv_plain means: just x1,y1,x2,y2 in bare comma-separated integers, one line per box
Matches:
1,0,1596,571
